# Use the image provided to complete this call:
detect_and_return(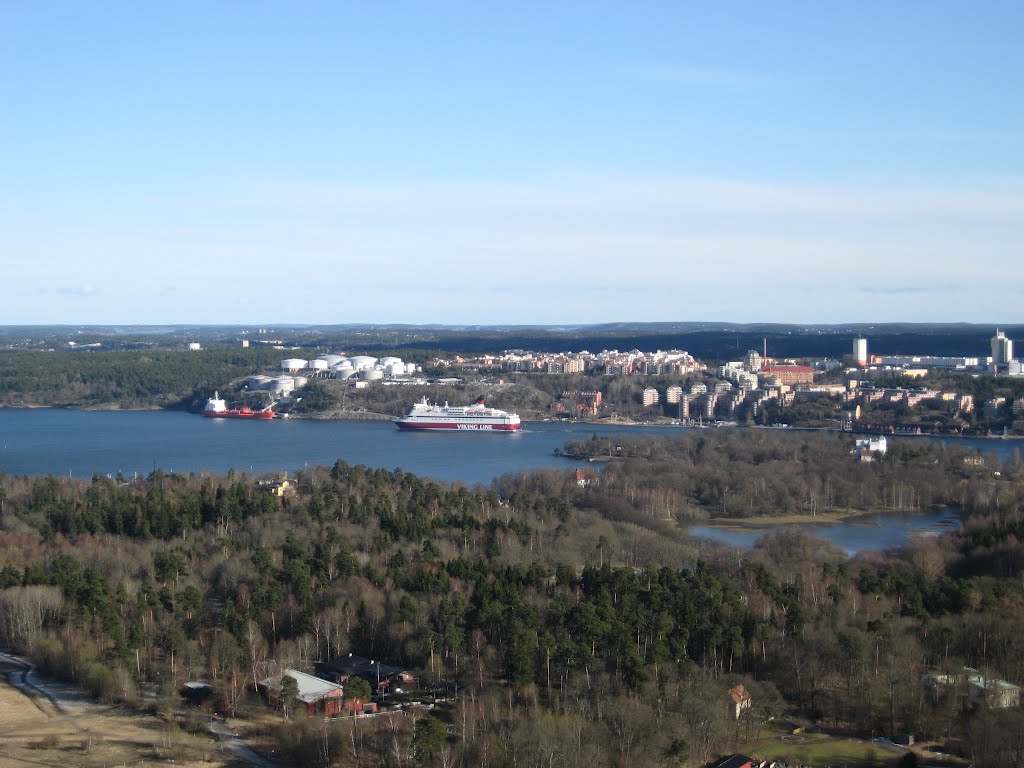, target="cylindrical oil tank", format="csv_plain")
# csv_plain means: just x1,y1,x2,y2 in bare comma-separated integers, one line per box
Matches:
248,375,273,389
405,362,418,375
270,376,294,393
385,362,407,377
272,376,296,395
360,368,384,381
334,367,357,380
292,375,309,388
309,359,330,371
379,356,402,367
281,358,307,372
320,354,344,366
348,355,377,370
